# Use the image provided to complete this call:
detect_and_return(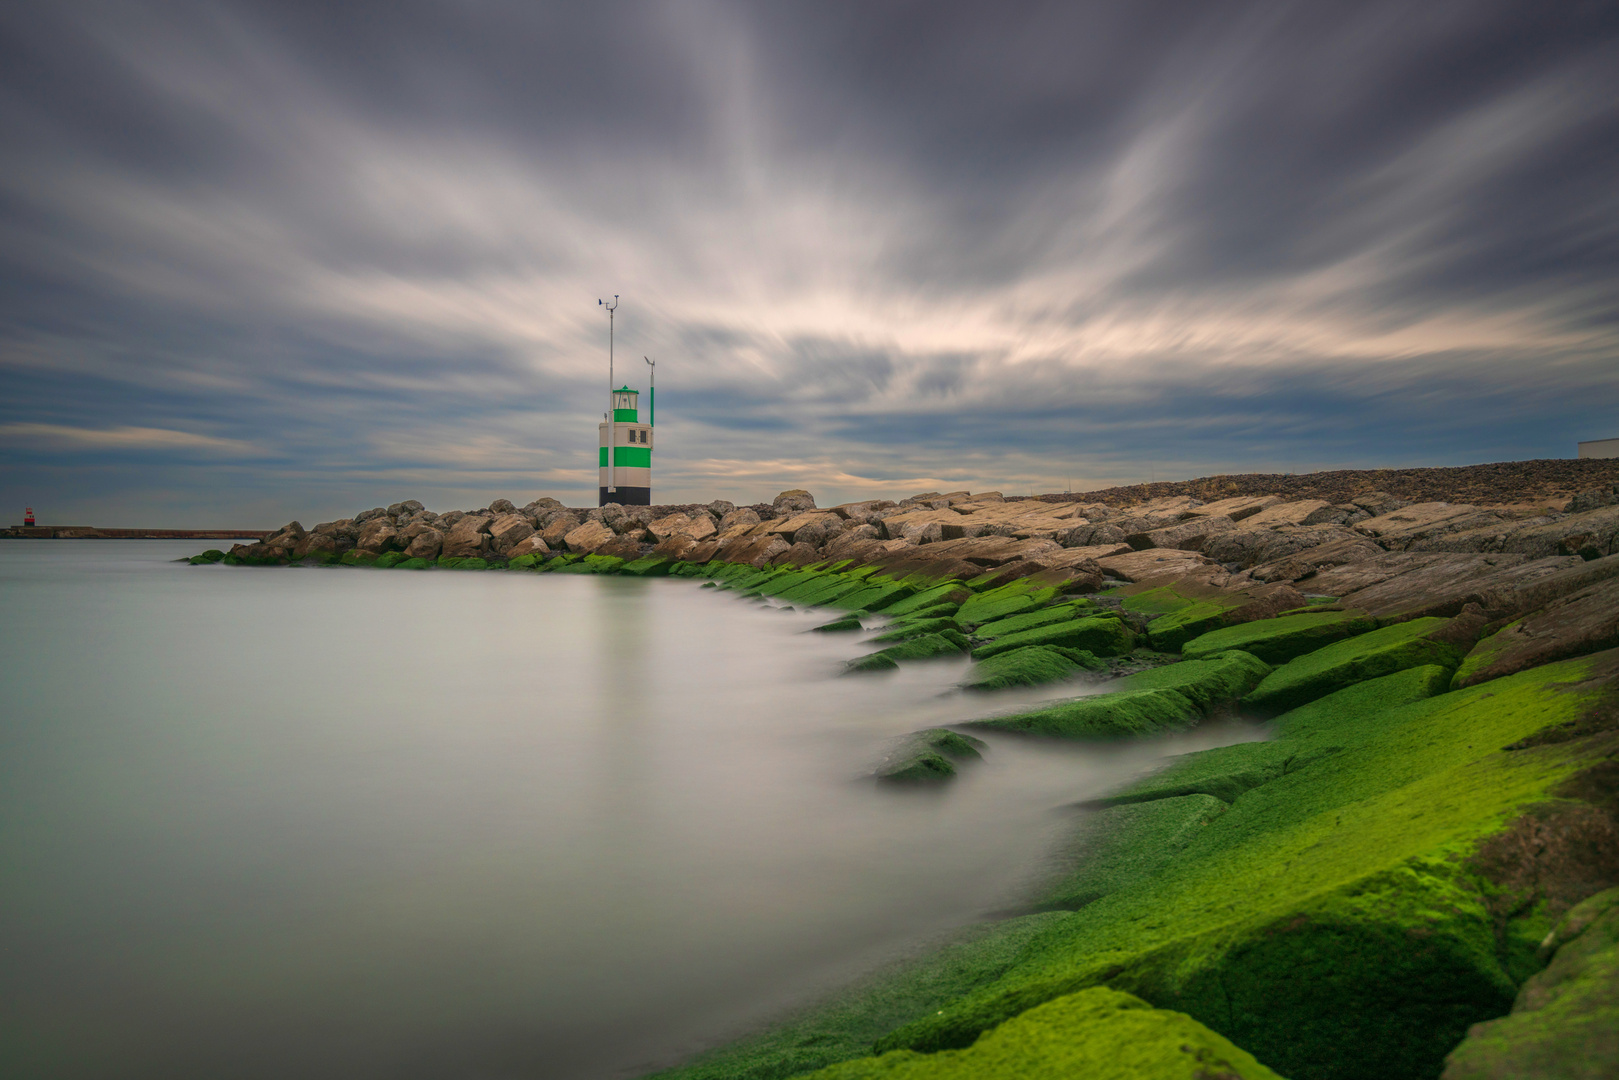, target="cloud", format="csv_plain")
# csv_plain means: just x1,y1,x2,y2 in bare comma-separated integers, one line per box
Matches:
0,1,1615,524
0,423,262,455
